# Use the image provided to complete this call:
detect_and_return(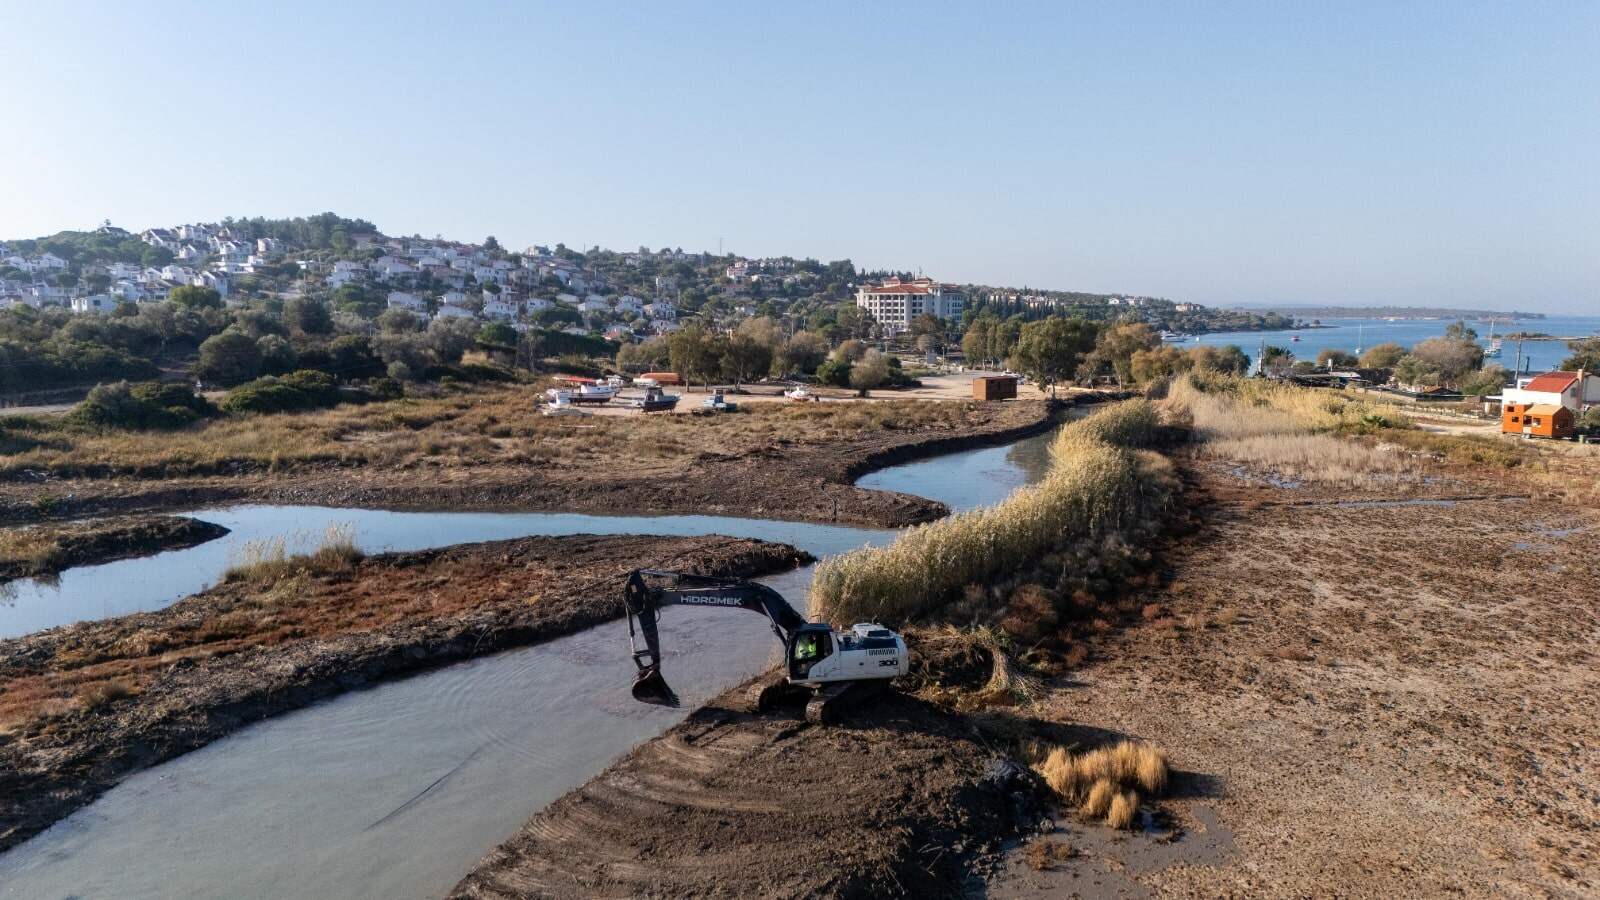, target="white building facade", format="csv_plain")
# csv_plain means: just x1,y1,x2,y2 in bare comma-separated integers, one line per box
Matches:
854,276,964,334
